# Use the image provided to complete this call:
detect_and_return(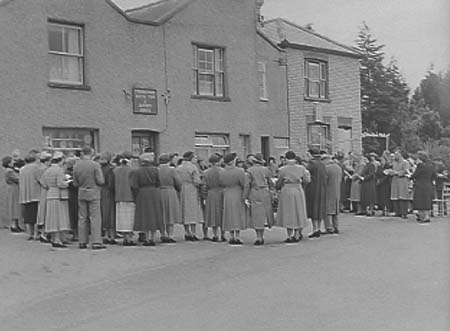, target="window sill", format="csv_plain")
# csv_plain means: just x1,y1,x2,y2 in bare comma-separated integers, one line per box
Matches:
259,98,269,102
191,95,231,102
304,97,331,103
48,82,91,91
